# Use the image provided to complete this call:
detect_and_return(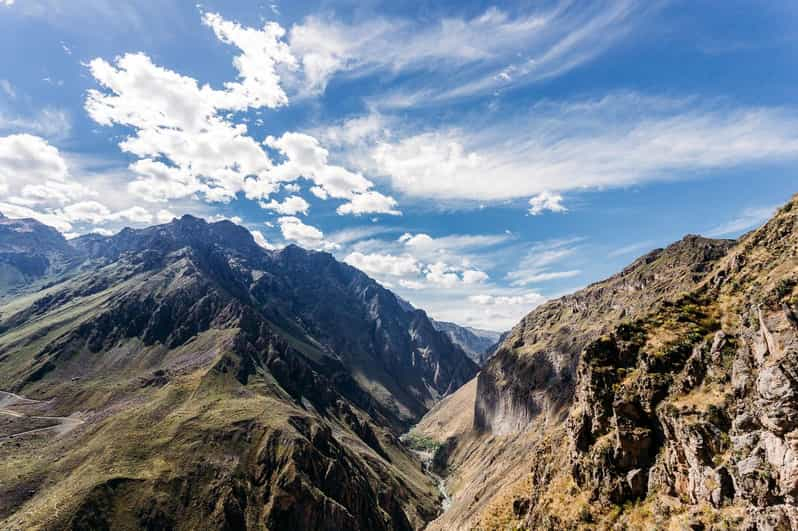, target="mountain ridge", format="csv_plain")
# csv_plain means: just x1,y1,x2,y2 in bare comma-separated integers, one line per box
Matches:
415,196,798,530
0,213,477,530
